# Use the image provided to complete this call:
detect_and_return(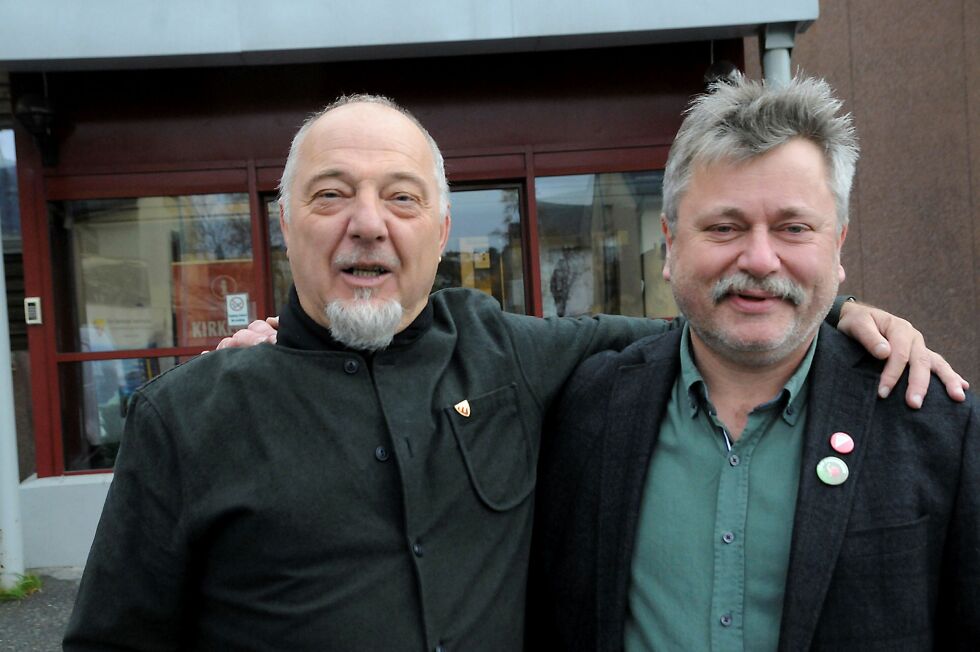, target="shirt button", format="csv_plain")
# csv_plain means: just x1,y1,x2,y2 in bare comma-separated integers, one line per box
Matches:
729,454,740,467
720,613,733,627
786,406,795,416
722,531,735,544
344,359,359,374
412,541,424,557
374,446,389,462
